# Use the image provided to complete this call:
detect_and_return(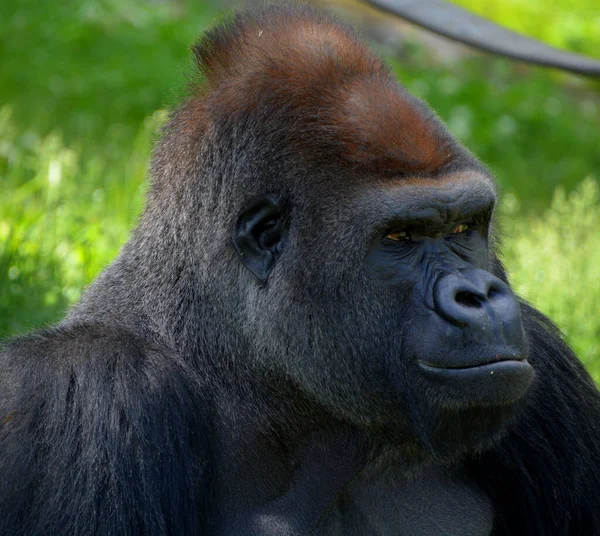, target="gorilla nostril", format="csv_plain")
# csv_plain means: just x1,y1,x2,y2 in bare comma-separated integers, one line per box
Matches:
455,291,482,309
